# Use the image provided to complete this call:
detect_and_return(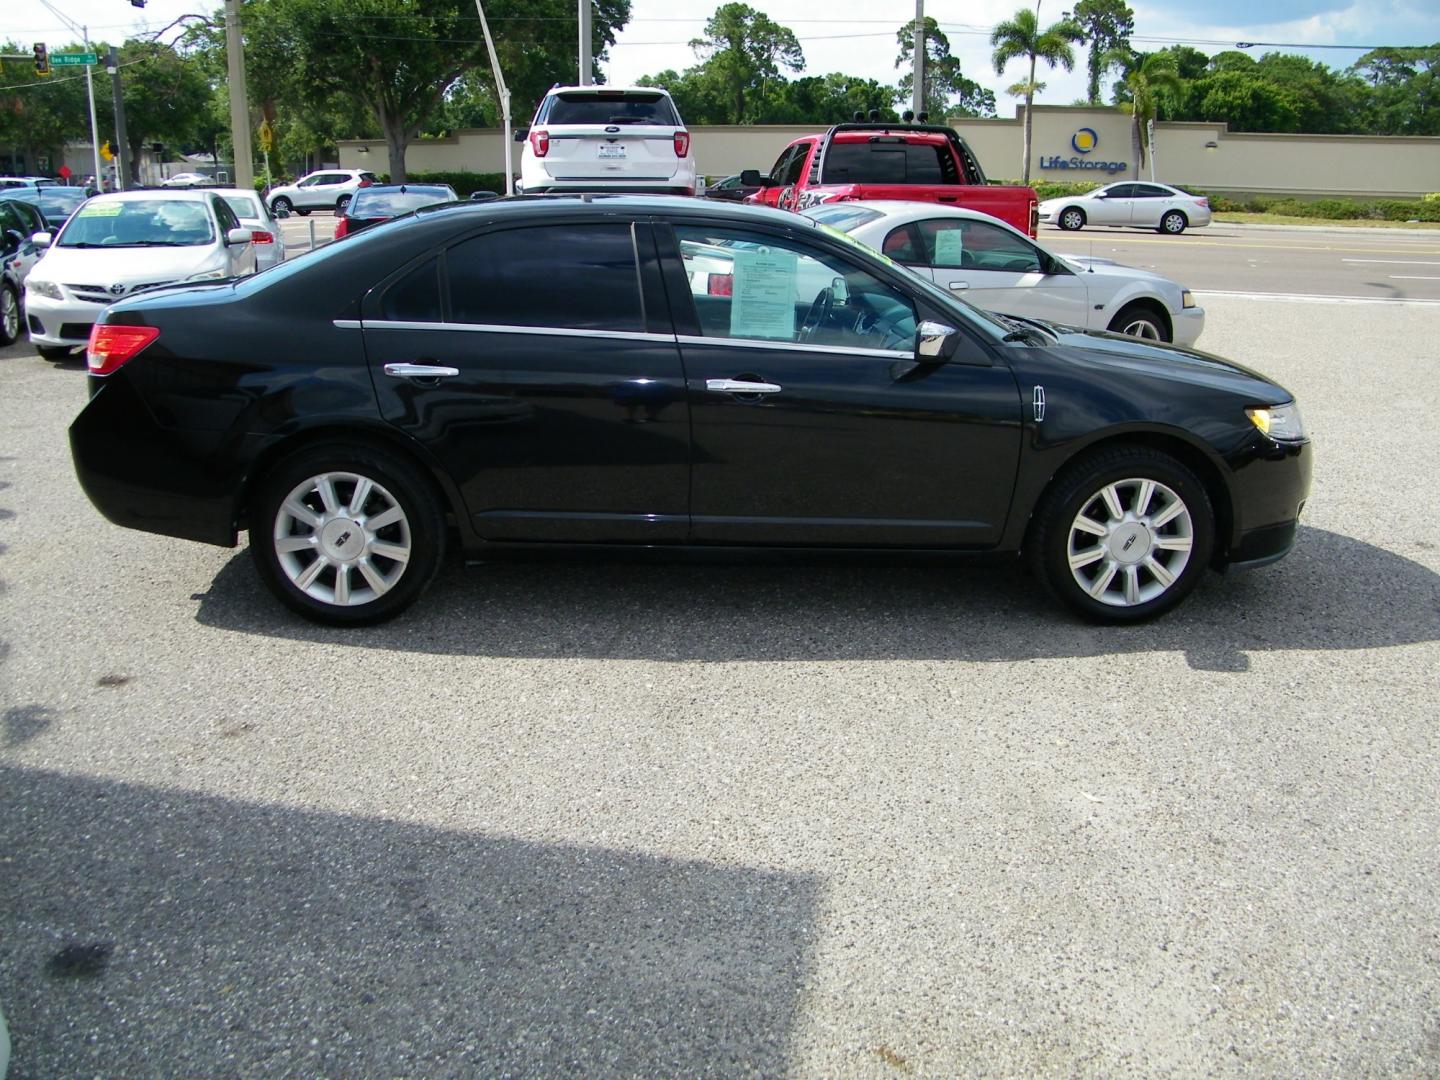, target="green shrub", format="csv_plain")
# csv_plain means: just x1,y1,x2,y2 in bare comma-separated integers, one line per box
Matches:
402,170,508,197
